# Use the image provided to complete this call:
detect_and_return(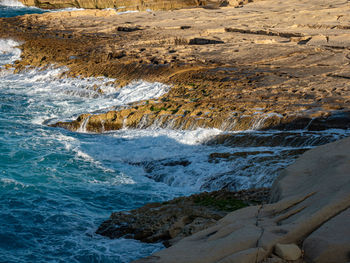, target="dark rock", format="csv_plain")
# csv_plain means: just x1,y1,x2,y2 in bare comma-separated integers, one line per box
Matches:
96,188,270,246
117,26,141,32
189,38,224,45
